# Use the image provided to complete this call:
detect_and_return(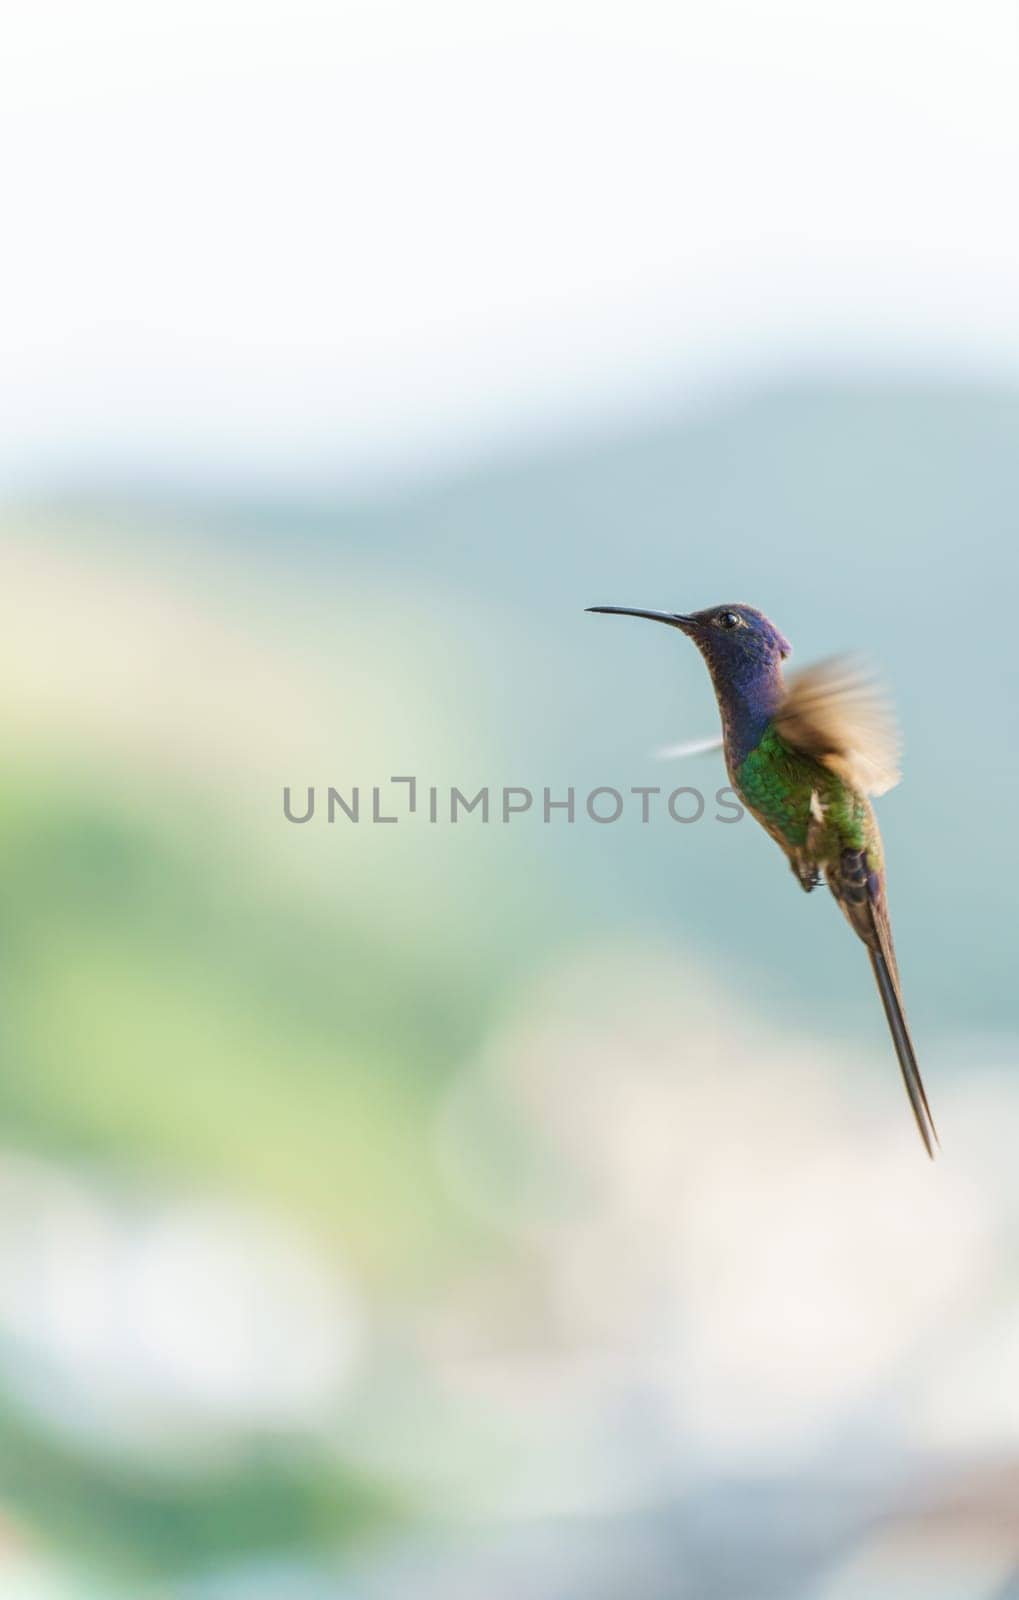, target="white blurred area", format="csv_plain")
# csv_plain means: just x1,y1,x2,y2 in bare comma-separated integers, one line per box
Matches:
0,1154,363,1454
2,0,1018,493
397,944,1010,1508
